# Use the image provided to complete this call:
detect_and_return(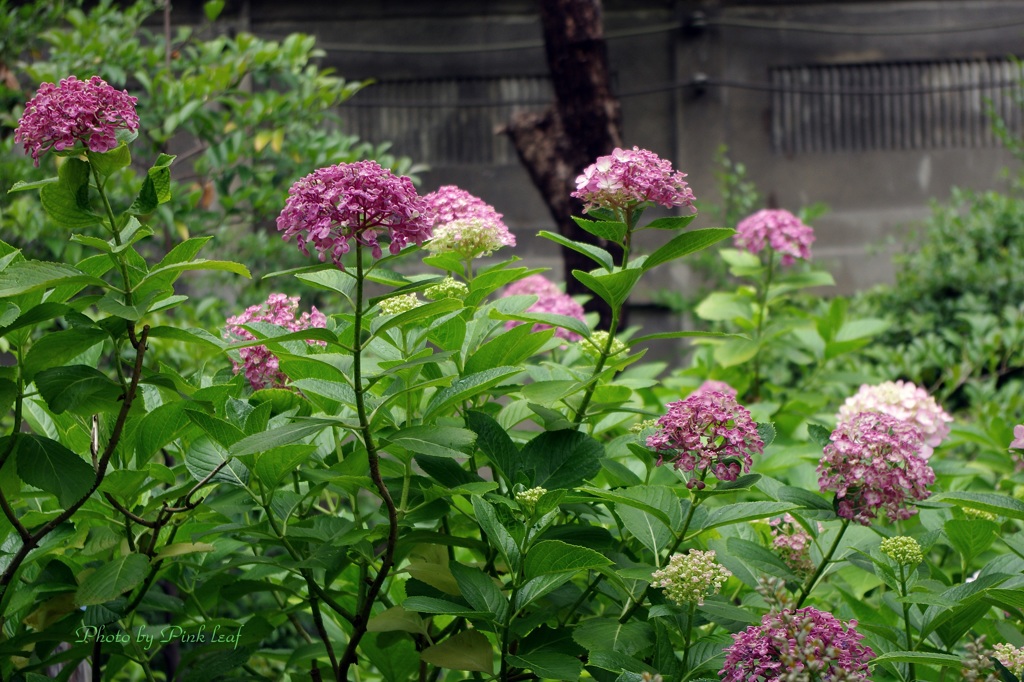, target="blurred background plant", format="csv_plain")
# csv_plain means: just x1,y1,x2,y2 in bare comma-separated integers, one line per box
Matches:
0,0,422,304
